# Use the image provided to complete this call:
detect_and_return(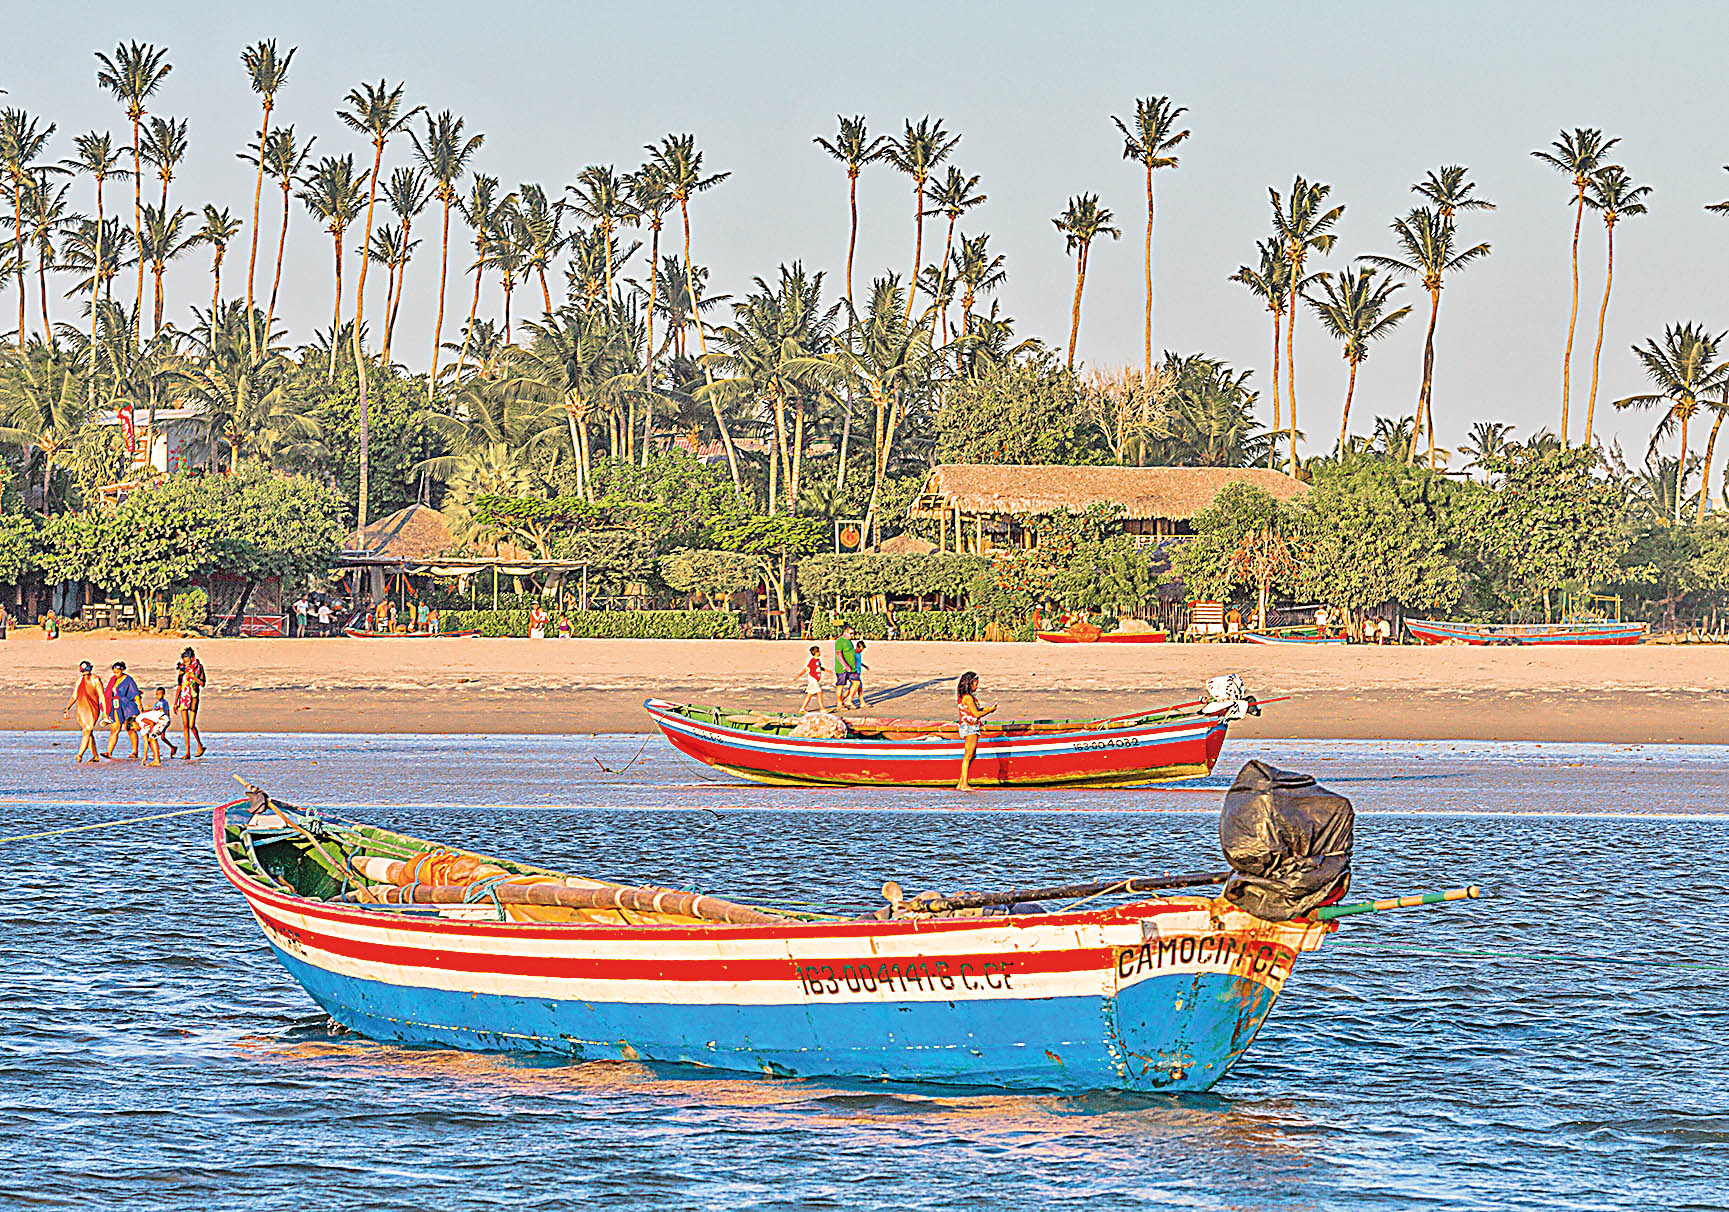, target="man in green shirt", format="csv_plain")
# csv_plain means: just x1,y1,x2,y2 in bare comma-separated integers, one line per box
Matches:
834,625,860,710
